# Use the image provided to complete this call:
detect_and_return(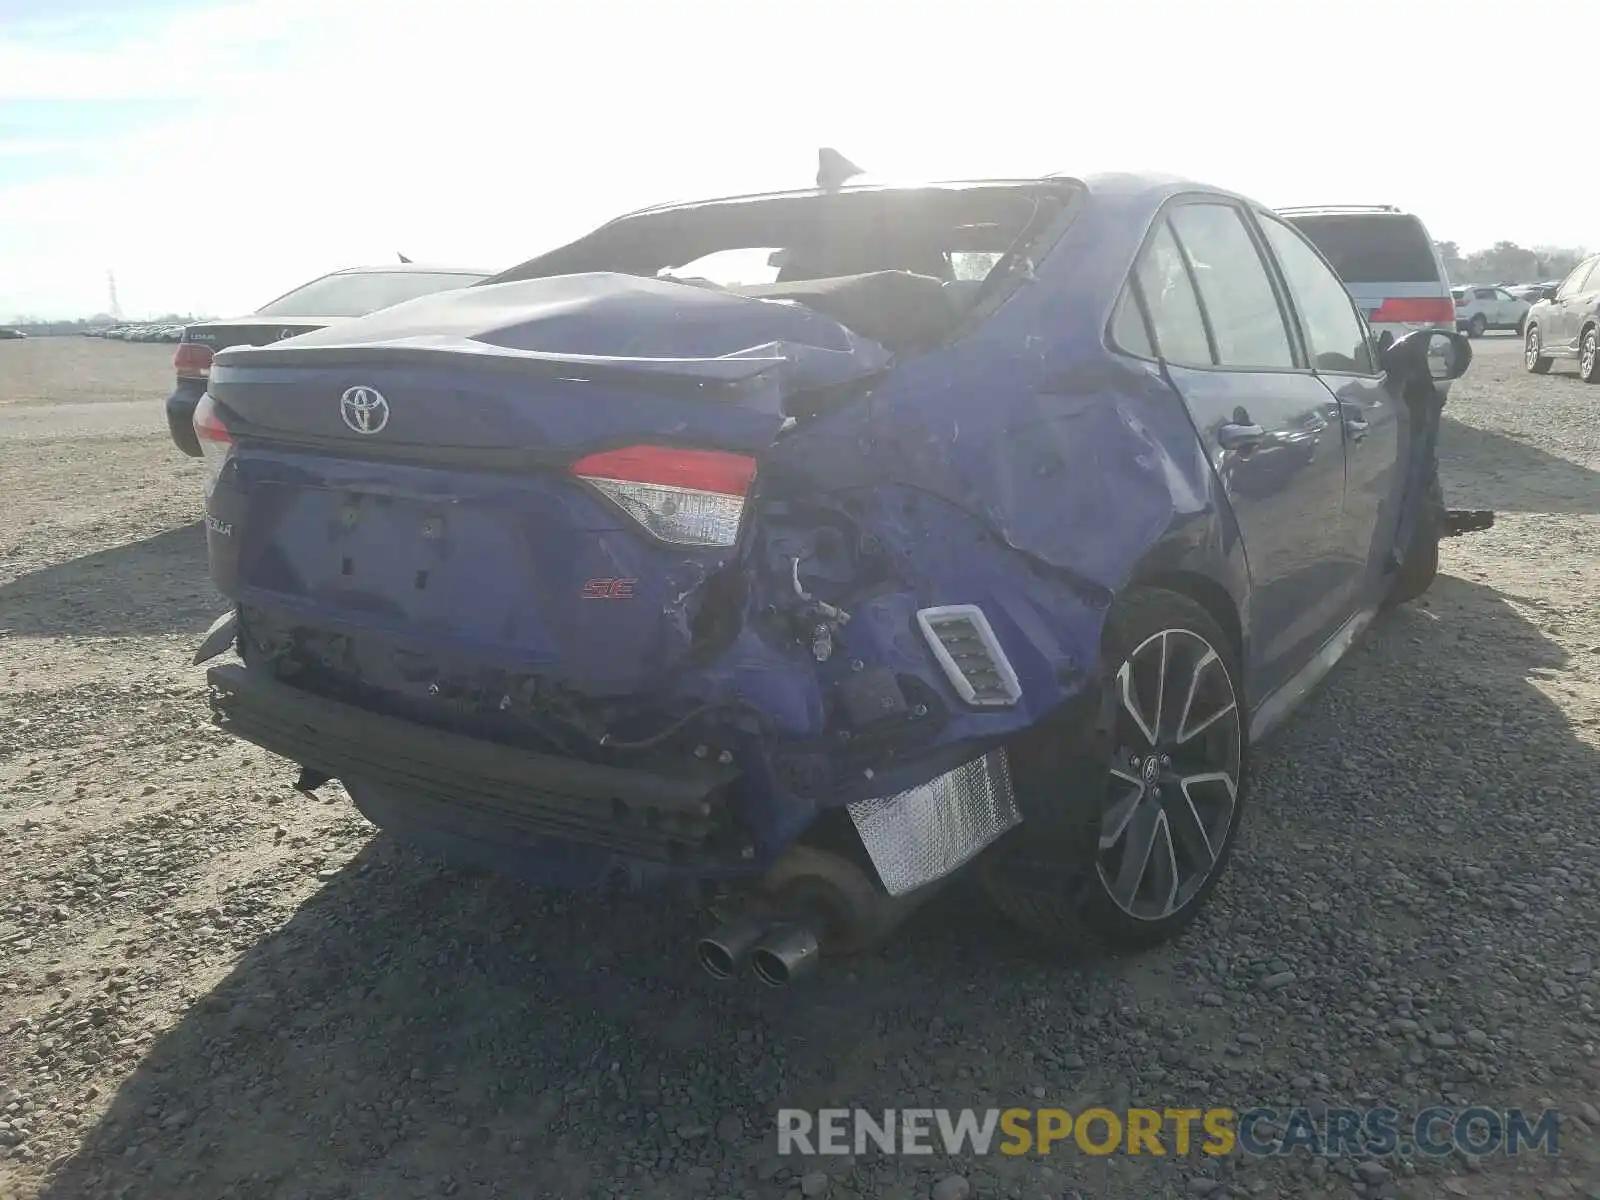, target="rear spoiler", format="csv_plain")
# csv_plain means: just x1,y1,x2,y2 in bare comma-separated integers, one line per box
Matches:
212,336,794,389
